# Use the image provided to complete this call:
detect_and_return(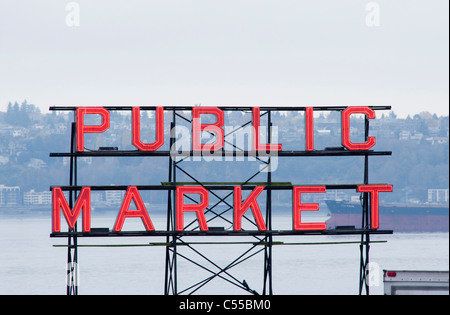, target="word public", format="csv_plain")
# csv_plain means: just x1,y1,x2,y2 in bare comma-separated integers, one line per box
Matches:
52,106,393,233
75,106,379,152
